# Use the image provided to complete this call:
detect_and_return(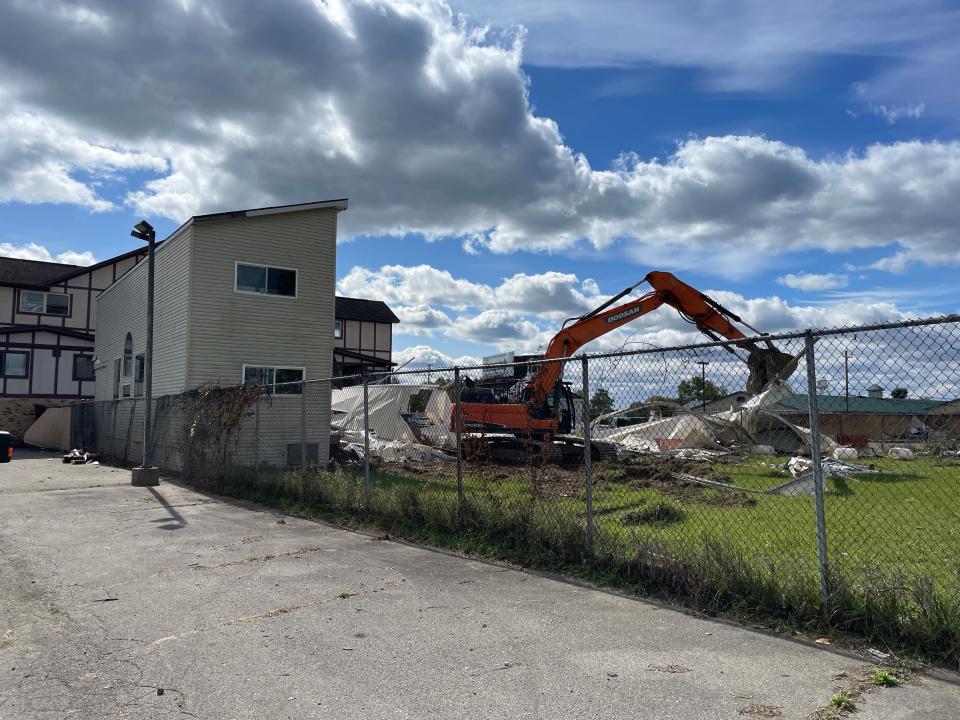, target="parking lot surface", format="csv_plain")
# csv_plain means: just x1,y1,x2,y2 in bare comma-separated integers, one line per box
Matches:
1,450,957,719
